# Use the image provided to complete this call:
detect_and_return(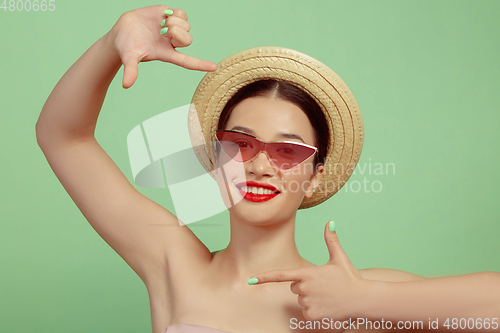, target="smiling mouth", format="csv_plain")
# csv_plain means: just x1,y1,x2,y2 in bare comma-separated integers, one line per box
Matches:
234,183,281,203
236,185,280,195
